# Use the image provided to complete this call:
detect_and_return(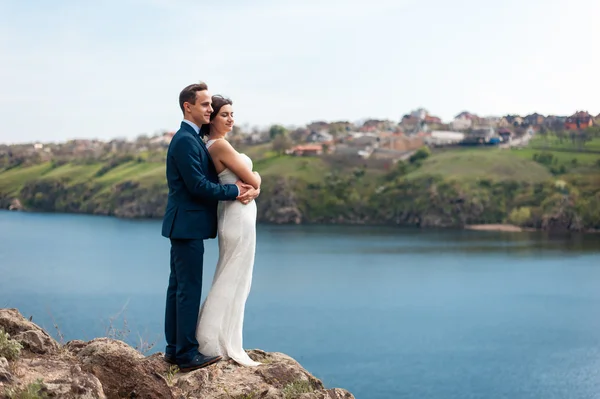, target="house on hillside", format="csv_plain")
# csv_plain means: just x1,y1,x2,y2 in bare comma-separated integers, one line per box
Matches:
307,121,330,132
245,132,270,144
451,112,477,130
524,113,546,126
565,111,594,130
401,108,443,131
307,131,333,143
424,114,442,125
479,116,500,127
288,144,327,156
425,131,465,146
333,144,372,159
503,115,524,126
347,133,379,148
544,115,568,130
400,115,421,133
332,133,380,158
150,132,175,145
377,133,423,151
359,119,395,133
